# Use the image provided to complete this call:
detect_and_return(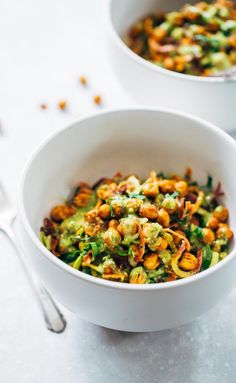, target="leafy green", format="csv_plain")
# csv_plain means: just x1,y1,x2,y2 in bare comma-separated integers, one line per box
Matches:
129,193,145,200
79,242,101,259
213,238,228,252
172,212,190,228
122,233,139,245
189,224,203,249
61,250,80,264
201,175,213,192
157,172,166,179
109,204,114,217
147,267,166,283
201,245,213,270
195,35,221,50
192,225,203,239
40,232,52,250
209,252,219,268
82,267,92,275
115,246,129,257
197,207,212,221
221,20,236,34
90,242,99,257
73,255,83,270
165,191,179,199
206,175,213,189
